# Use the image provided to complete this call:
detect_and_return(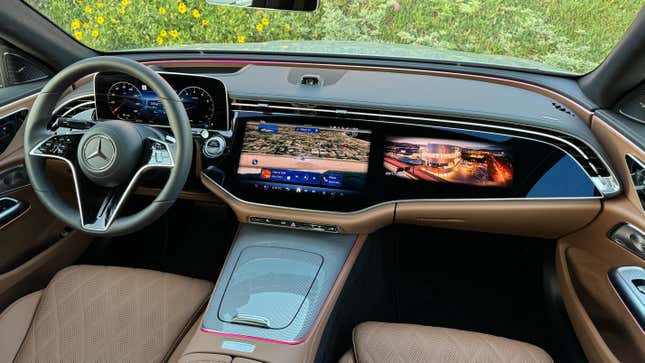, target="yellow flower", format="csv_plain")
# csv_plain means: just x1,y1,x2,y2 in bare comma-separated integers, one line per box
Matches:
178,2,187,14
82,22,90,29
237,35,245,43
110,18,117,24
96,16,104,25
121,0,129,6
84,6,92,13
97,2,104,9
159,29,168,37
170,29,178,38
262,17,269,26
192,9,200,18
255,23,263,32
118,7,125,14
71,19,80,30
74,31,83,40
159,7,166,15
284,23,291,30
156,36,164,45
91,29,99,37
201,19,209,26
